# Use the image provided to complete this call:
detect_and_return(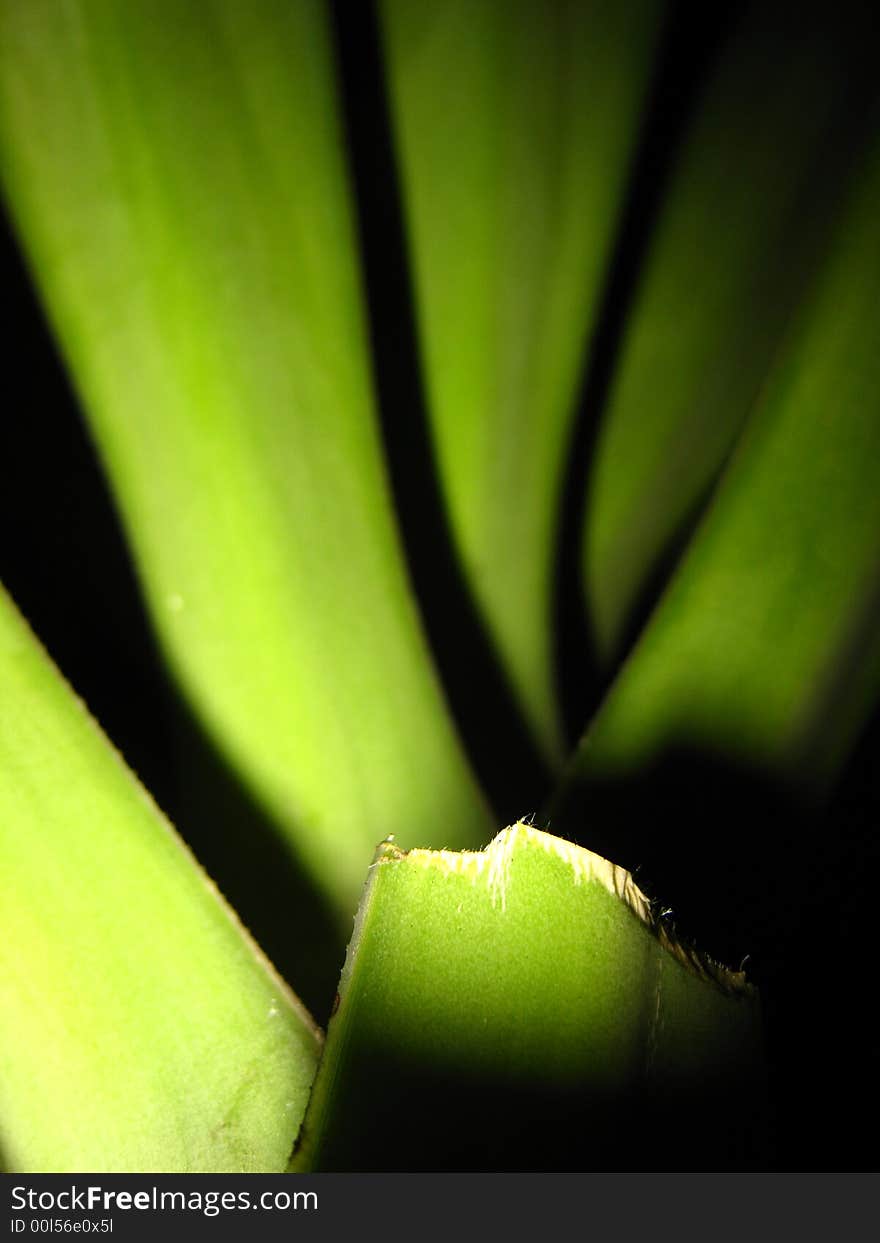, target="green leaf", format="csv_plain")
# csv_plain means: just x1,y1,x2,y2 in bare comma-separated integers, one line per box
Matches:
293,822,762,1170
0,0,492,924
0,583,321,1173
380,0,661,760
584,4,879,662
558,123,880,806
